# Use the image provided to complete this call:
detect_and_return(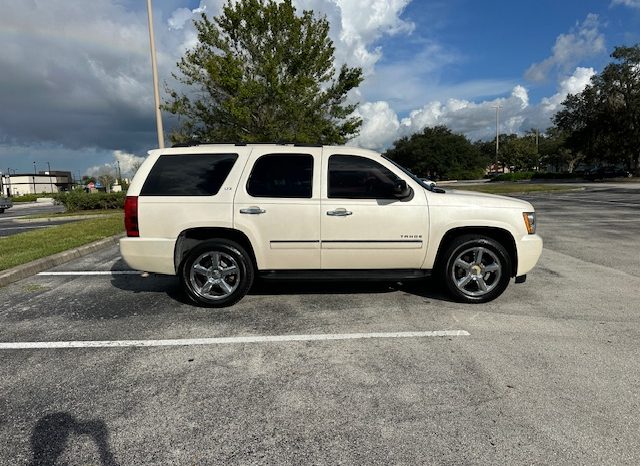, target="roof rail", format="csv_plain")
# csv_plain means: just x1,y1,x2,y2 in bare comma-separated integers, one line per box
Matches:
171,140,324,148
